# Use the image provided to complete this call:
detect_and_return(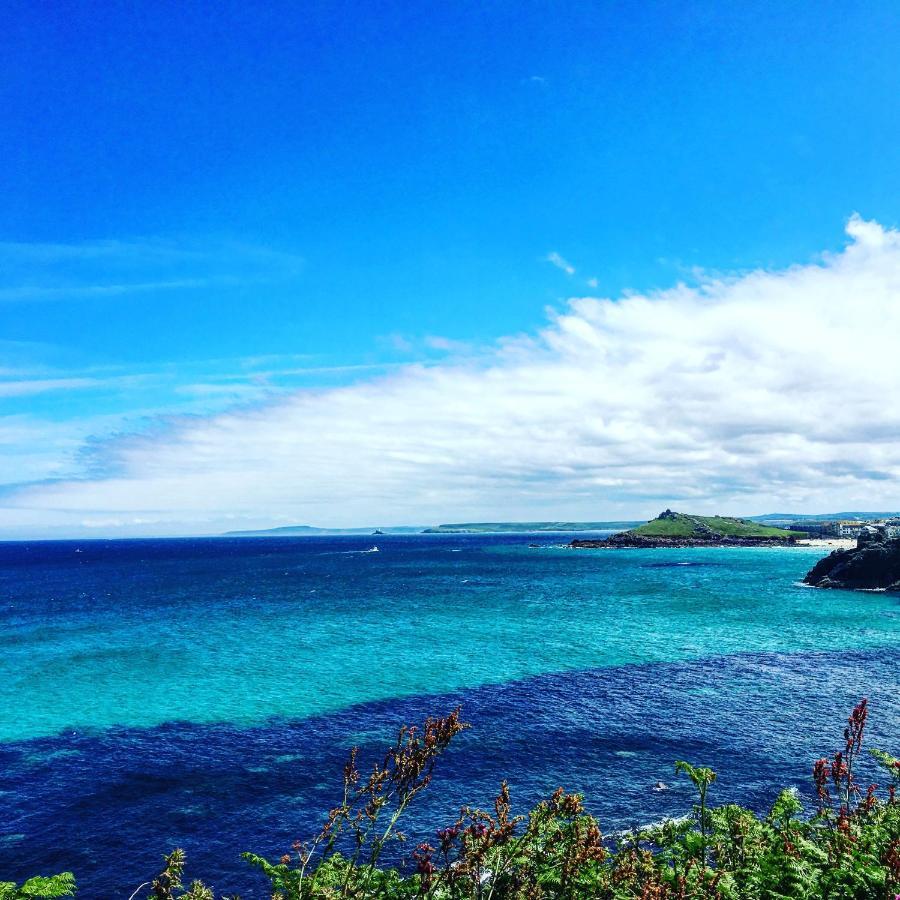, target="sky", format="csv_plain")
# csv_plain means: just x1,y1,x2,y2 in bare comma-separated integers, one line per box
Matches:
1,0,899,537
